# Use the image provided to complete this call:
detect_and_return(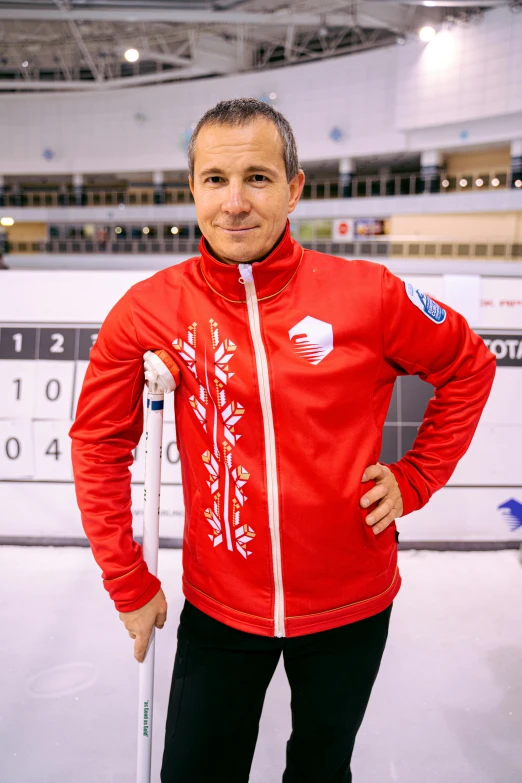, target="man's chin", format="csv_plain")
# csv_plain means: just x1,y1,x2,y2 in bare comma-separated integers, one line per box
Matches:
215,240,263,265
